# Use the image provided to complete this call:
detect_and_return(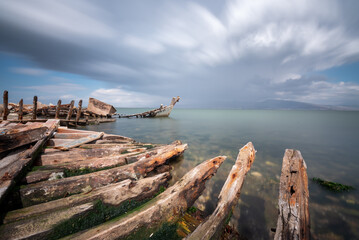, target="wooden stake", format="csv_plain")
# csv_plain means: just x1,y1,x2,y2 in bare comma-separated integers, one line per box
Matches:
32,96,37,120
18,99,23,121
55,100,61,119
66,100,74,121
75,99,82,124
3,90,9,120
274,149,310,240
